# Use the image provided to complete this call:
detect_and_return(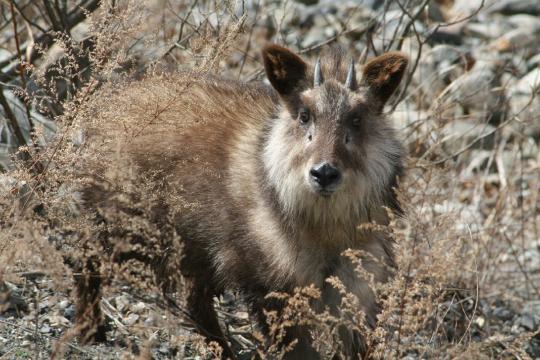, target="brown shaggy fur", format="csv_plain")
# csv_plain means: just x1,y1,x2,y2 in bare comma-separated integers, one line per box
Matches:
77,44,408,359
